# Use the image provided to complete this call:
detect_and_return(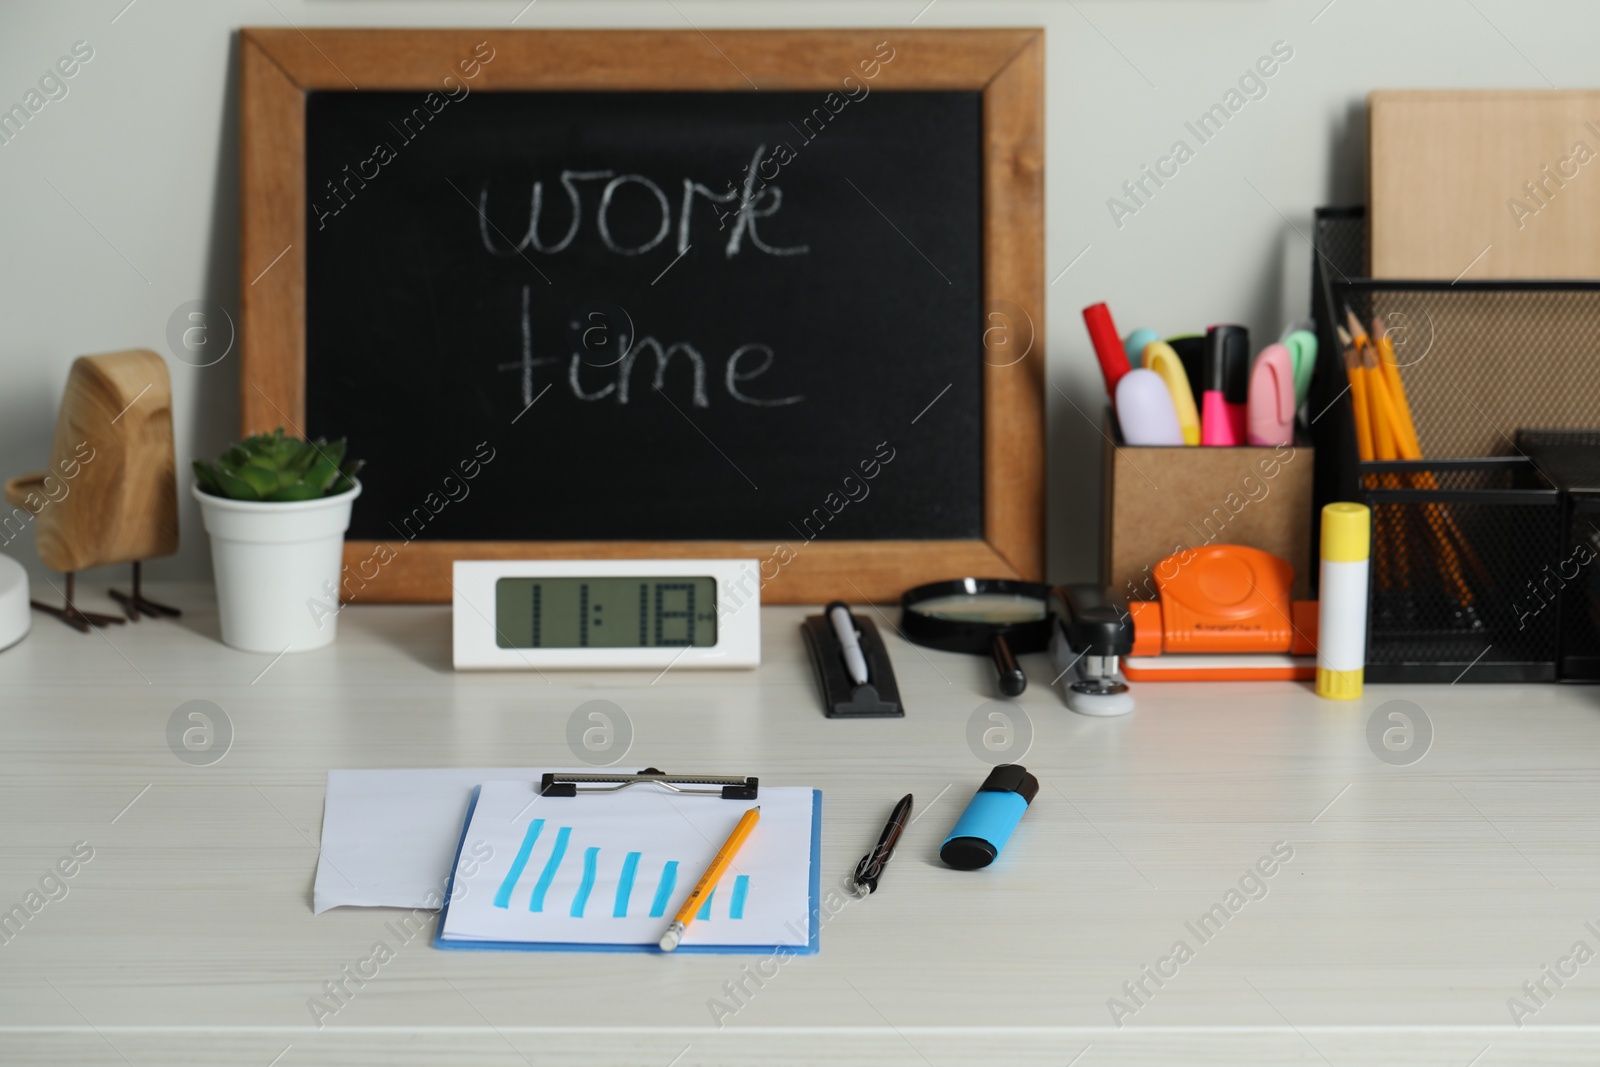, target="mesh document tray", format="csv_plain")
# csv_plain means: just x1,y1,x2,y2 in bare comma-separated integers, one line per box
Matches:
1312,208,1600,459
1308,208,1600,680
1517,430,1600,681
1359,458,1562,683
